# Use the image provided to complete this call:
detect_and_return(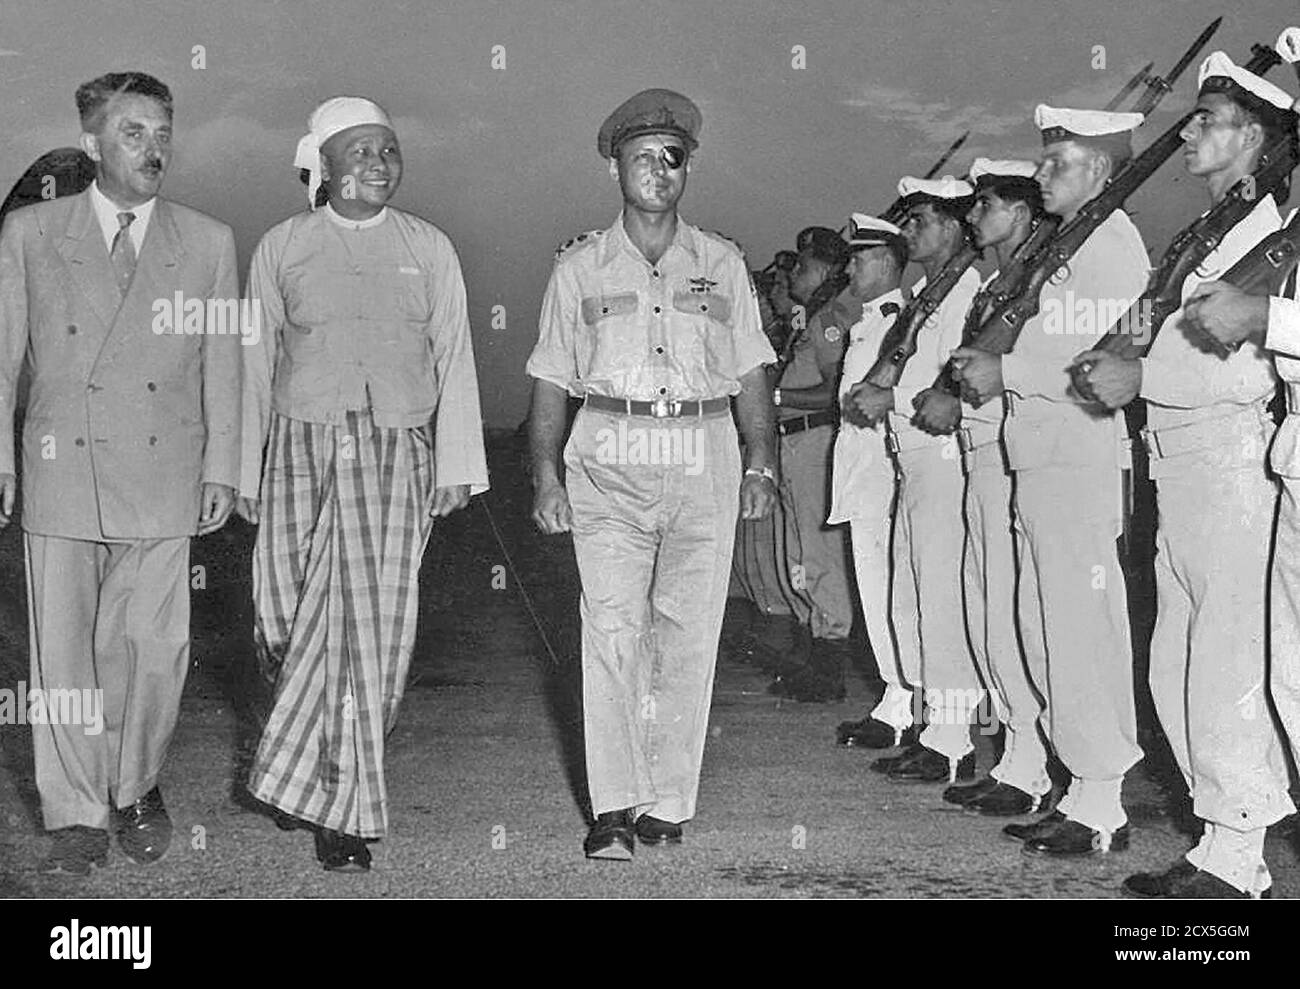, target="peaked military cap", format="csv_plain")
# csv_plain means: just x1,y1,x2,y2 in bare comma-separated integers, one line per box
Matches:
796,225,850,266
598,88,702,158
843,213,905,252
1035,105,1143,159
1198,48,1299,131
